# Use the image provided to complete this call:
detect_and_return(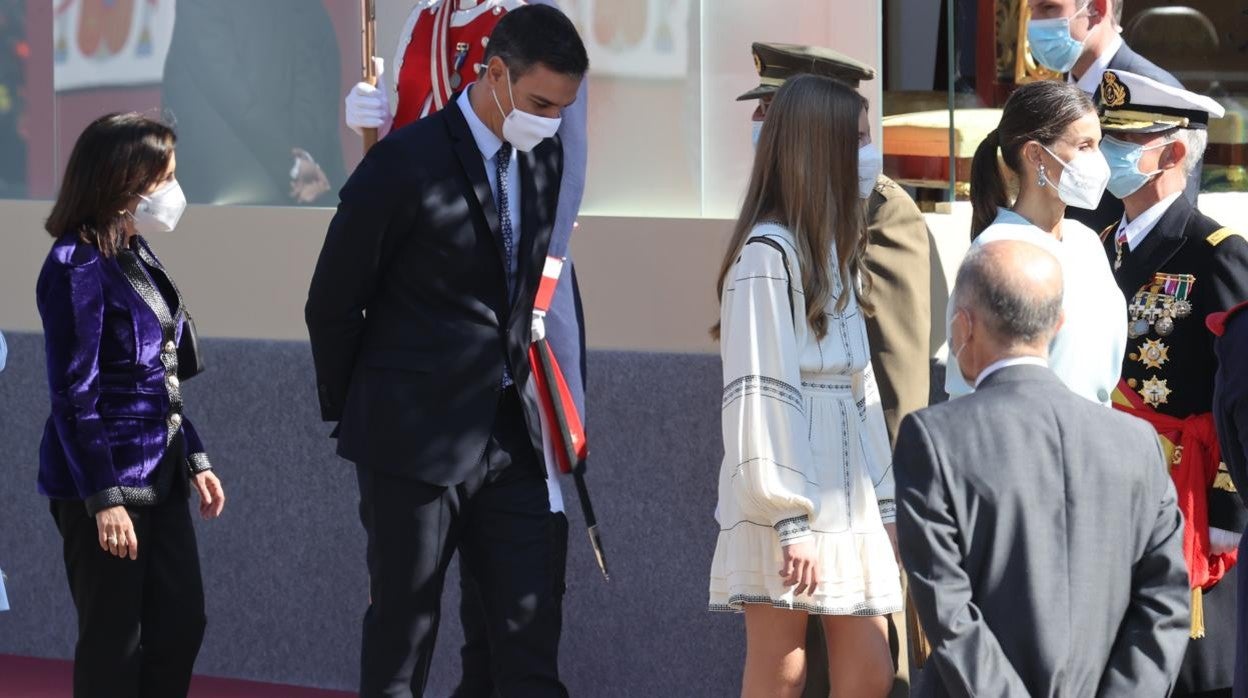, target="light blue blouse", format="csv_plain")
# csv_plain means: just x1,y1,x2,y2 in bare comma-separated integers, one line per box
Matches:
945,209,1127,405
0,330,6,372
